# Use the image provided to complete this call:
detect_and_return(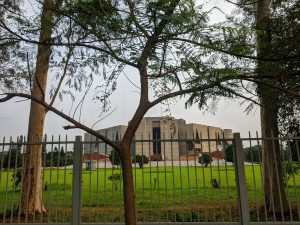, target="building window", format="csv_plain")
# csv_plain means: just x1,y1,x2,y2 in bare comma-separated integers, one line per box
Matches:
95,137,99,148
195,130,200,144
152,122,161,155
217,133,221,145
